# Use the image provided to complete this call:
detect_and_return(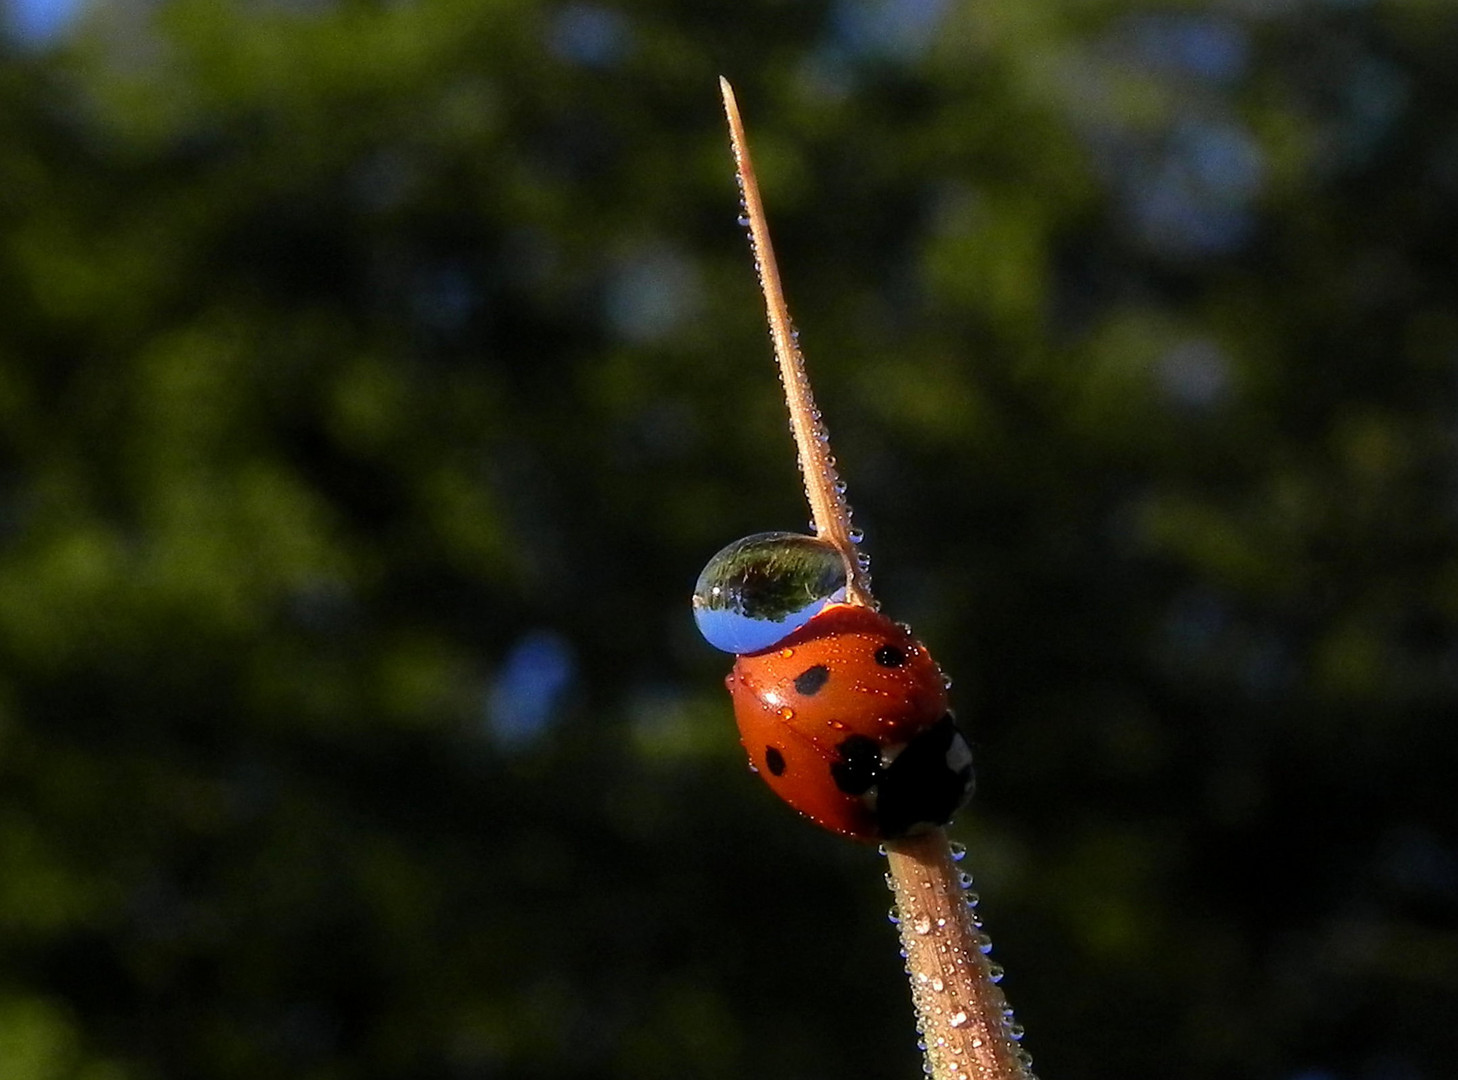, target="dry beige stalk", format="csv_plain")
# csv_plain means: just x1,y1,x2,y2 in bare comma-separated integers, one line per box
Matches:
719,78,1033,1080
